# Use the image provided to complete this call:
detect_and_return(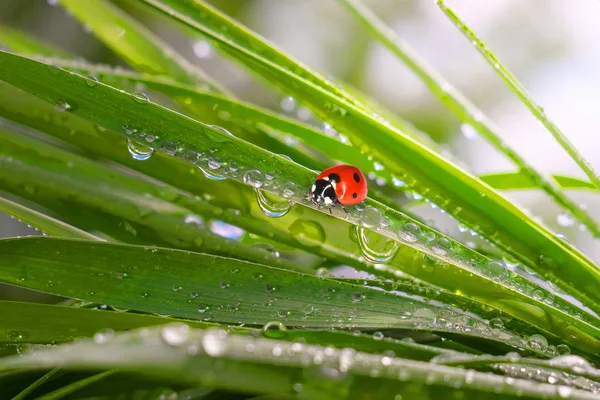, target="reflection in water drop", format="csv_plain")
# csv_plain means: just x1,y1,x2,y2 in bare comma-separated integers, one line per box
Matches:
356,226,399,263
255,189,292,218
126,138,154,161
